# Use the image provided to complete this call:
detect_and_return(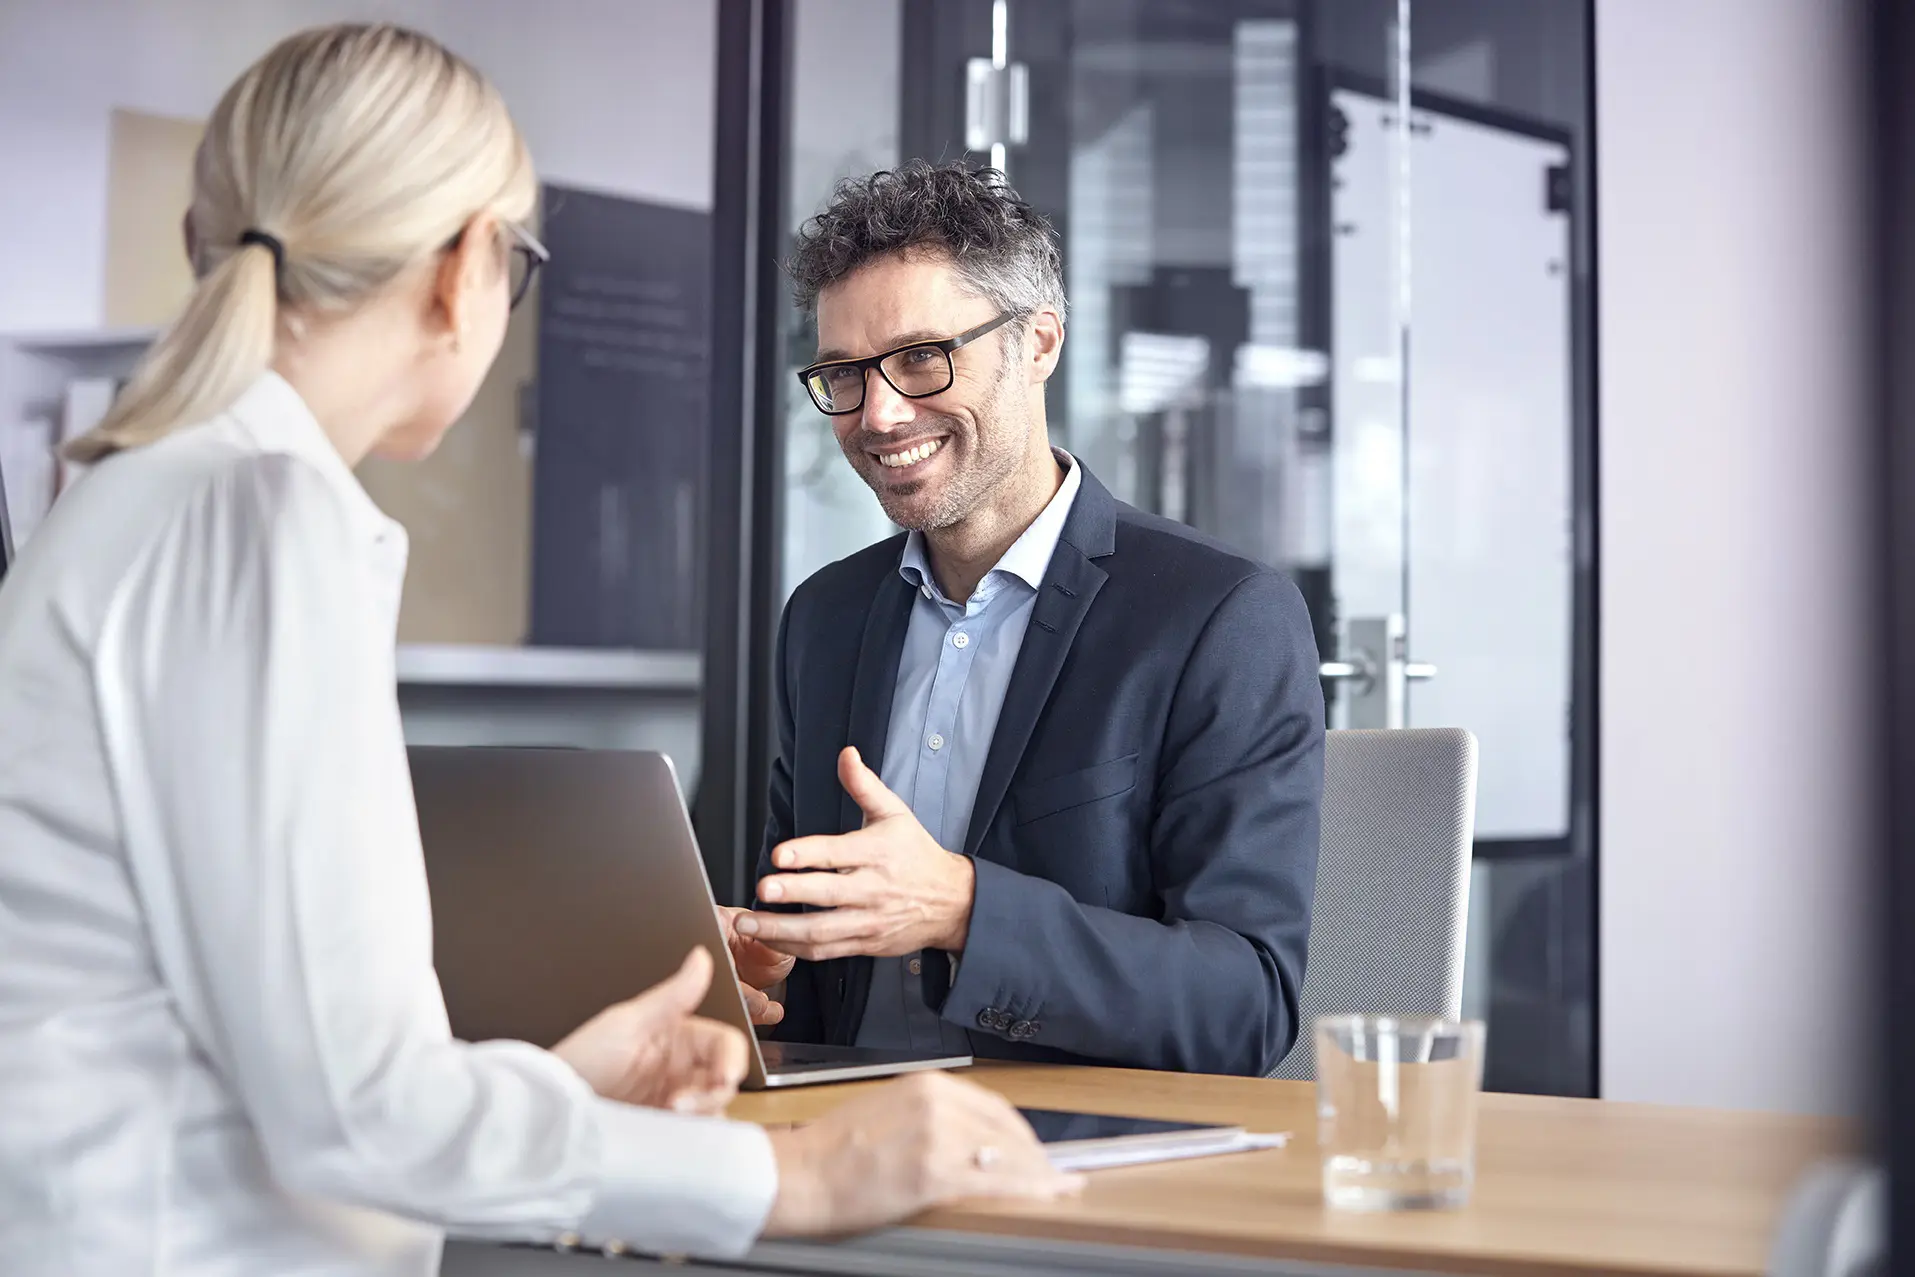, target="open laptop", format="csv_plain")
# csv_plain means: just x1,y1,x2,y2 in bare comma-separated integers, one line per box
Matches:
409,745,971,1088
